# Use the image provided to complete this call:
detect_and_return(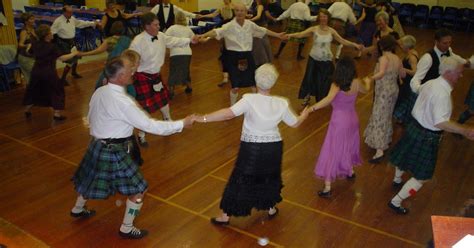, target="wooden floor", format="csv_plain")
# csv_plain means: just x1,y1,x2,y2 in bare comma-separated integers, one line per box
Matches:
0,25,473,248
